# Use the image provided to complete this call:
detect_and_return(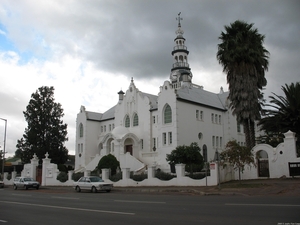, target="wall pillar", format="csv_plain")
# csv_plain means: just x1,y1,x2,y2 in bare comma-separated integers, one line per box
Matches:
30,154,39,179
147,166,156,179
68,171,73,182
101,168,110,180
121,168,130,180
84,170,91,177
42,152,51,186
175,164,185,177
